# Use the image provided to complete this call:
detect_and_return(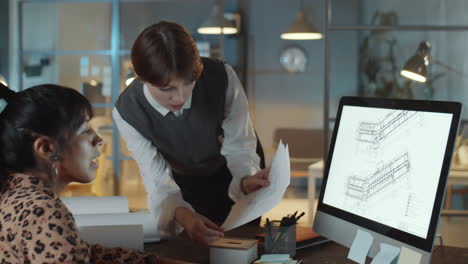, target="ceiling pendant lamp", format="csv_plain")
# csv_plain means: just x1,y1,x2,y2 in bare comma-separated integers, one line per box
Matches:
197,1,237,35
281,1,323,40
